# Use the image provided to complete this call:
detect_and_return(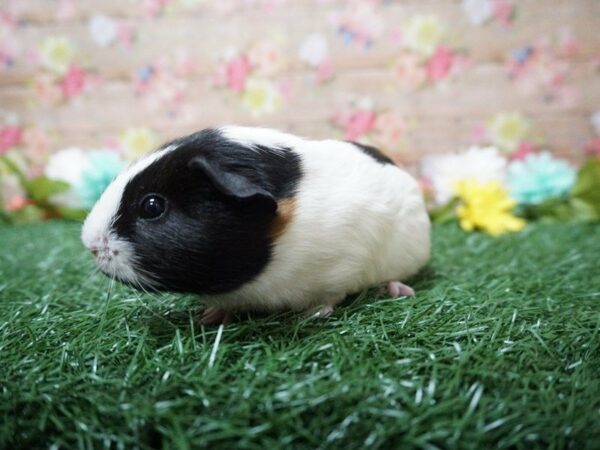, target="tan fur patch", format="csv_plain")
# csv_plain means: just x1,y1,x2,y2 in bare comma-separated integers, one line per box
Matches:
270,198,296,239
